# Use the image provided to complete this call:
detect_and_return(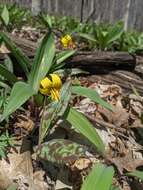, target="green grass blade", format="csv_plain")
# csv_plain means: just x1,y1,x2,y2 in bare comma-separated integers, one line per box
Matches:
81,163,114,190
65,106,105,153
71,86,112,111
29,31,55,92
